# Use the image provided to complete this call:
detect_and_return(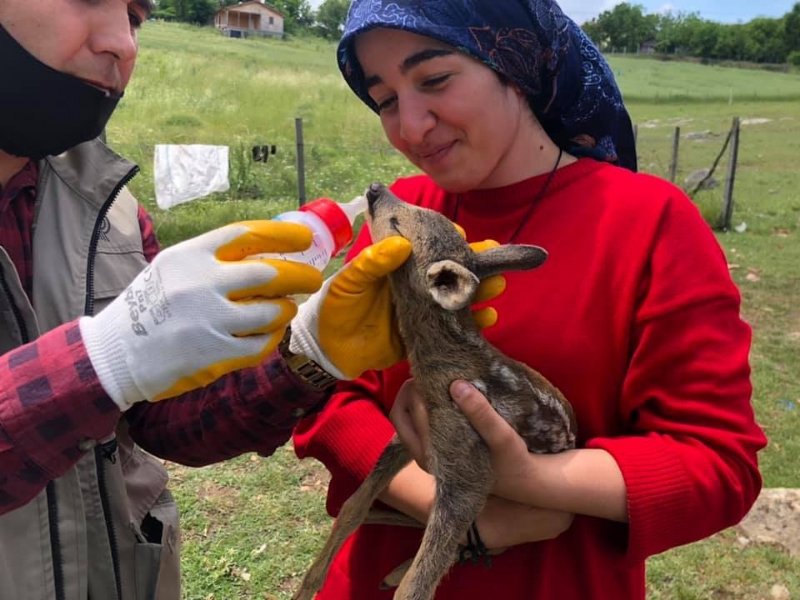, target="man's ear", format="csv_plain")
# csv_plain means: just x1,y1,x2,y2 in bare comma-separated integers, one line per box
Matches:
426,260,480,311
472,245,548,279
